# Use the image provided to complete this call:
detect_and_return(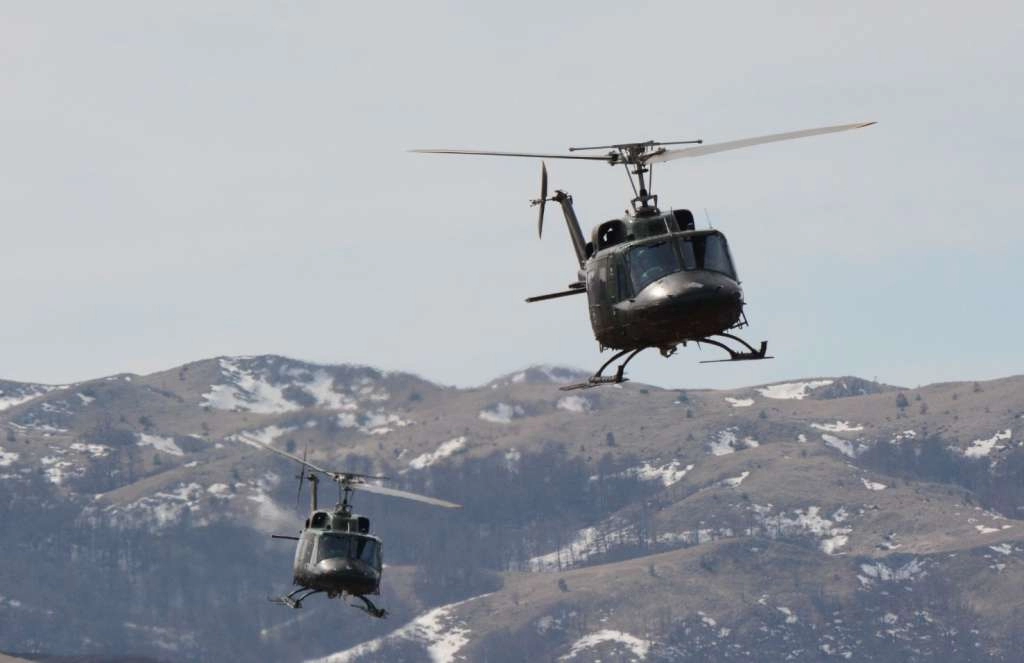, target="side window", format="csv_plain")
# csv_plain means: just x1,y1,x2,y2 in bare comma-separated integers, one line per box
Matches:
678,238,697,270
297,536,314,566
605,261,619,302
